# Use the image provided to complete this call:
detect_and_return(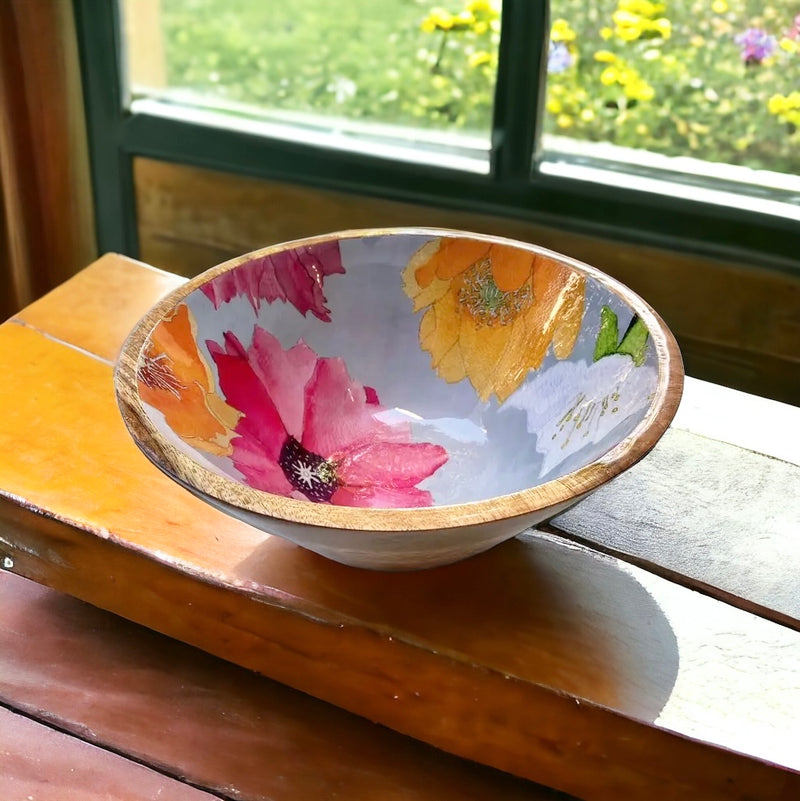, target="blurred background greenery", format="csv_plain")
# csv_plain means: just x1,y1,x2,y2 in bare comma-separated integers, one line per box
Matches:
145,0,800,172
